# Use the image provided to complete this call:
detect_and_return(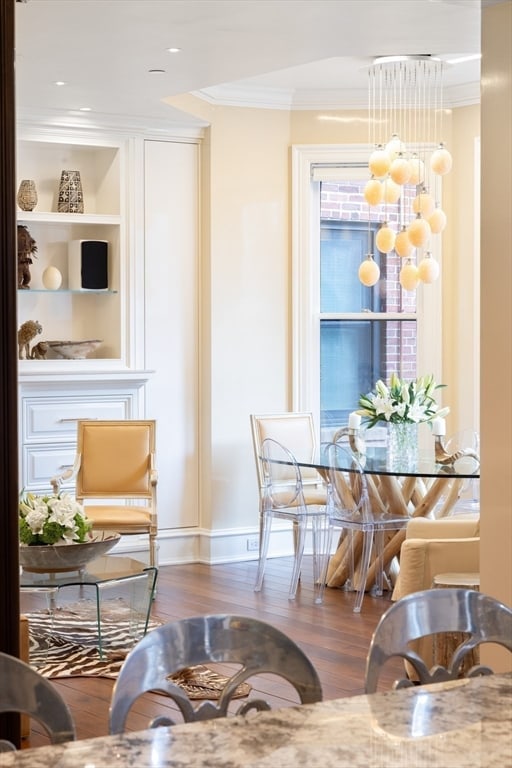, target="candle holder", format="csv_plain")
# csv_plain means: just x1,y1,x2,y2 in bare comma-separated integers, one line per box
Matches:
434,435,480,467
